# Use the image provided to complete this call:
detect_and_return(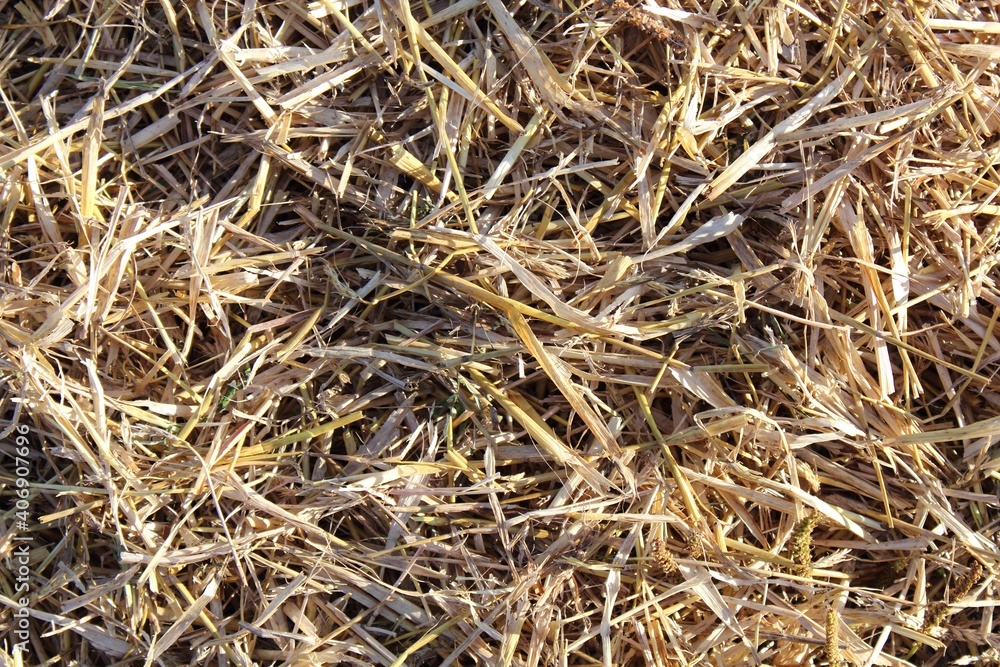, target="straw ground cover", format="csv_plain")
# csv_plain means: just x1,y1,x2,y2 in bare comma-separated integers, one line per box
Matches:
1,0,999,664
